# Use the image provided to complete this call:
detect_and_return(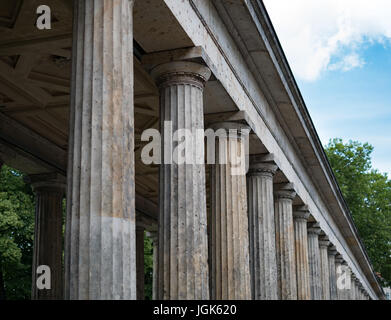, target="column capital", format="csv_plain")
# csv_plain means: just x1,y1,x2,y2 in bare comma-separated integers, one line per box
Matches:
151,61,211,89
319,241,330,248
274,183,296,200
328,245,338,256
136,225,145,232
26,172,66,193
248,162,278,177
335,254,344,264
307,222,321,235
293,205,310,221
208,122,251,140
248,153,278,177
319,235,330,248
